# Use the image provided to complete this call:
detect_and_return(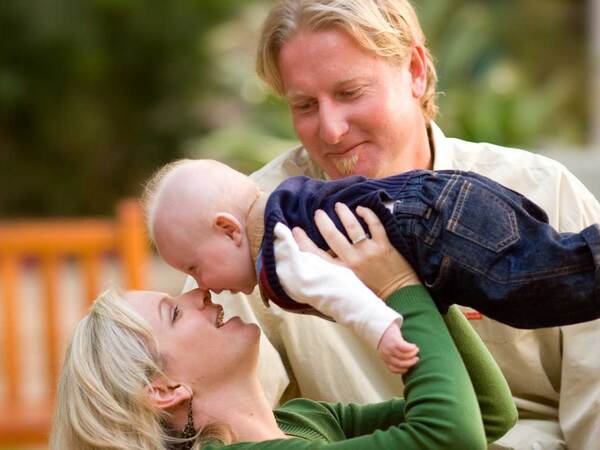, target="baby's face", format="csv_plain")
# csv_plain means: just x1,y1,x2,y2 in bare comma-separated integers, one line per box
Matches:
155,221,257,295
